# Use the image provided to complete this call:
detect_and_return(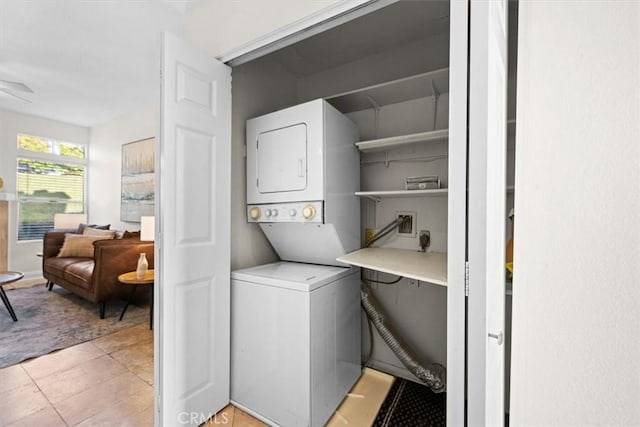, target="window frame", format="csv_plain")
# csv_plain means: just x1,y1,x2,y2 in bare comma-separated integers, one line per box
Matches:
16,134,88,242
